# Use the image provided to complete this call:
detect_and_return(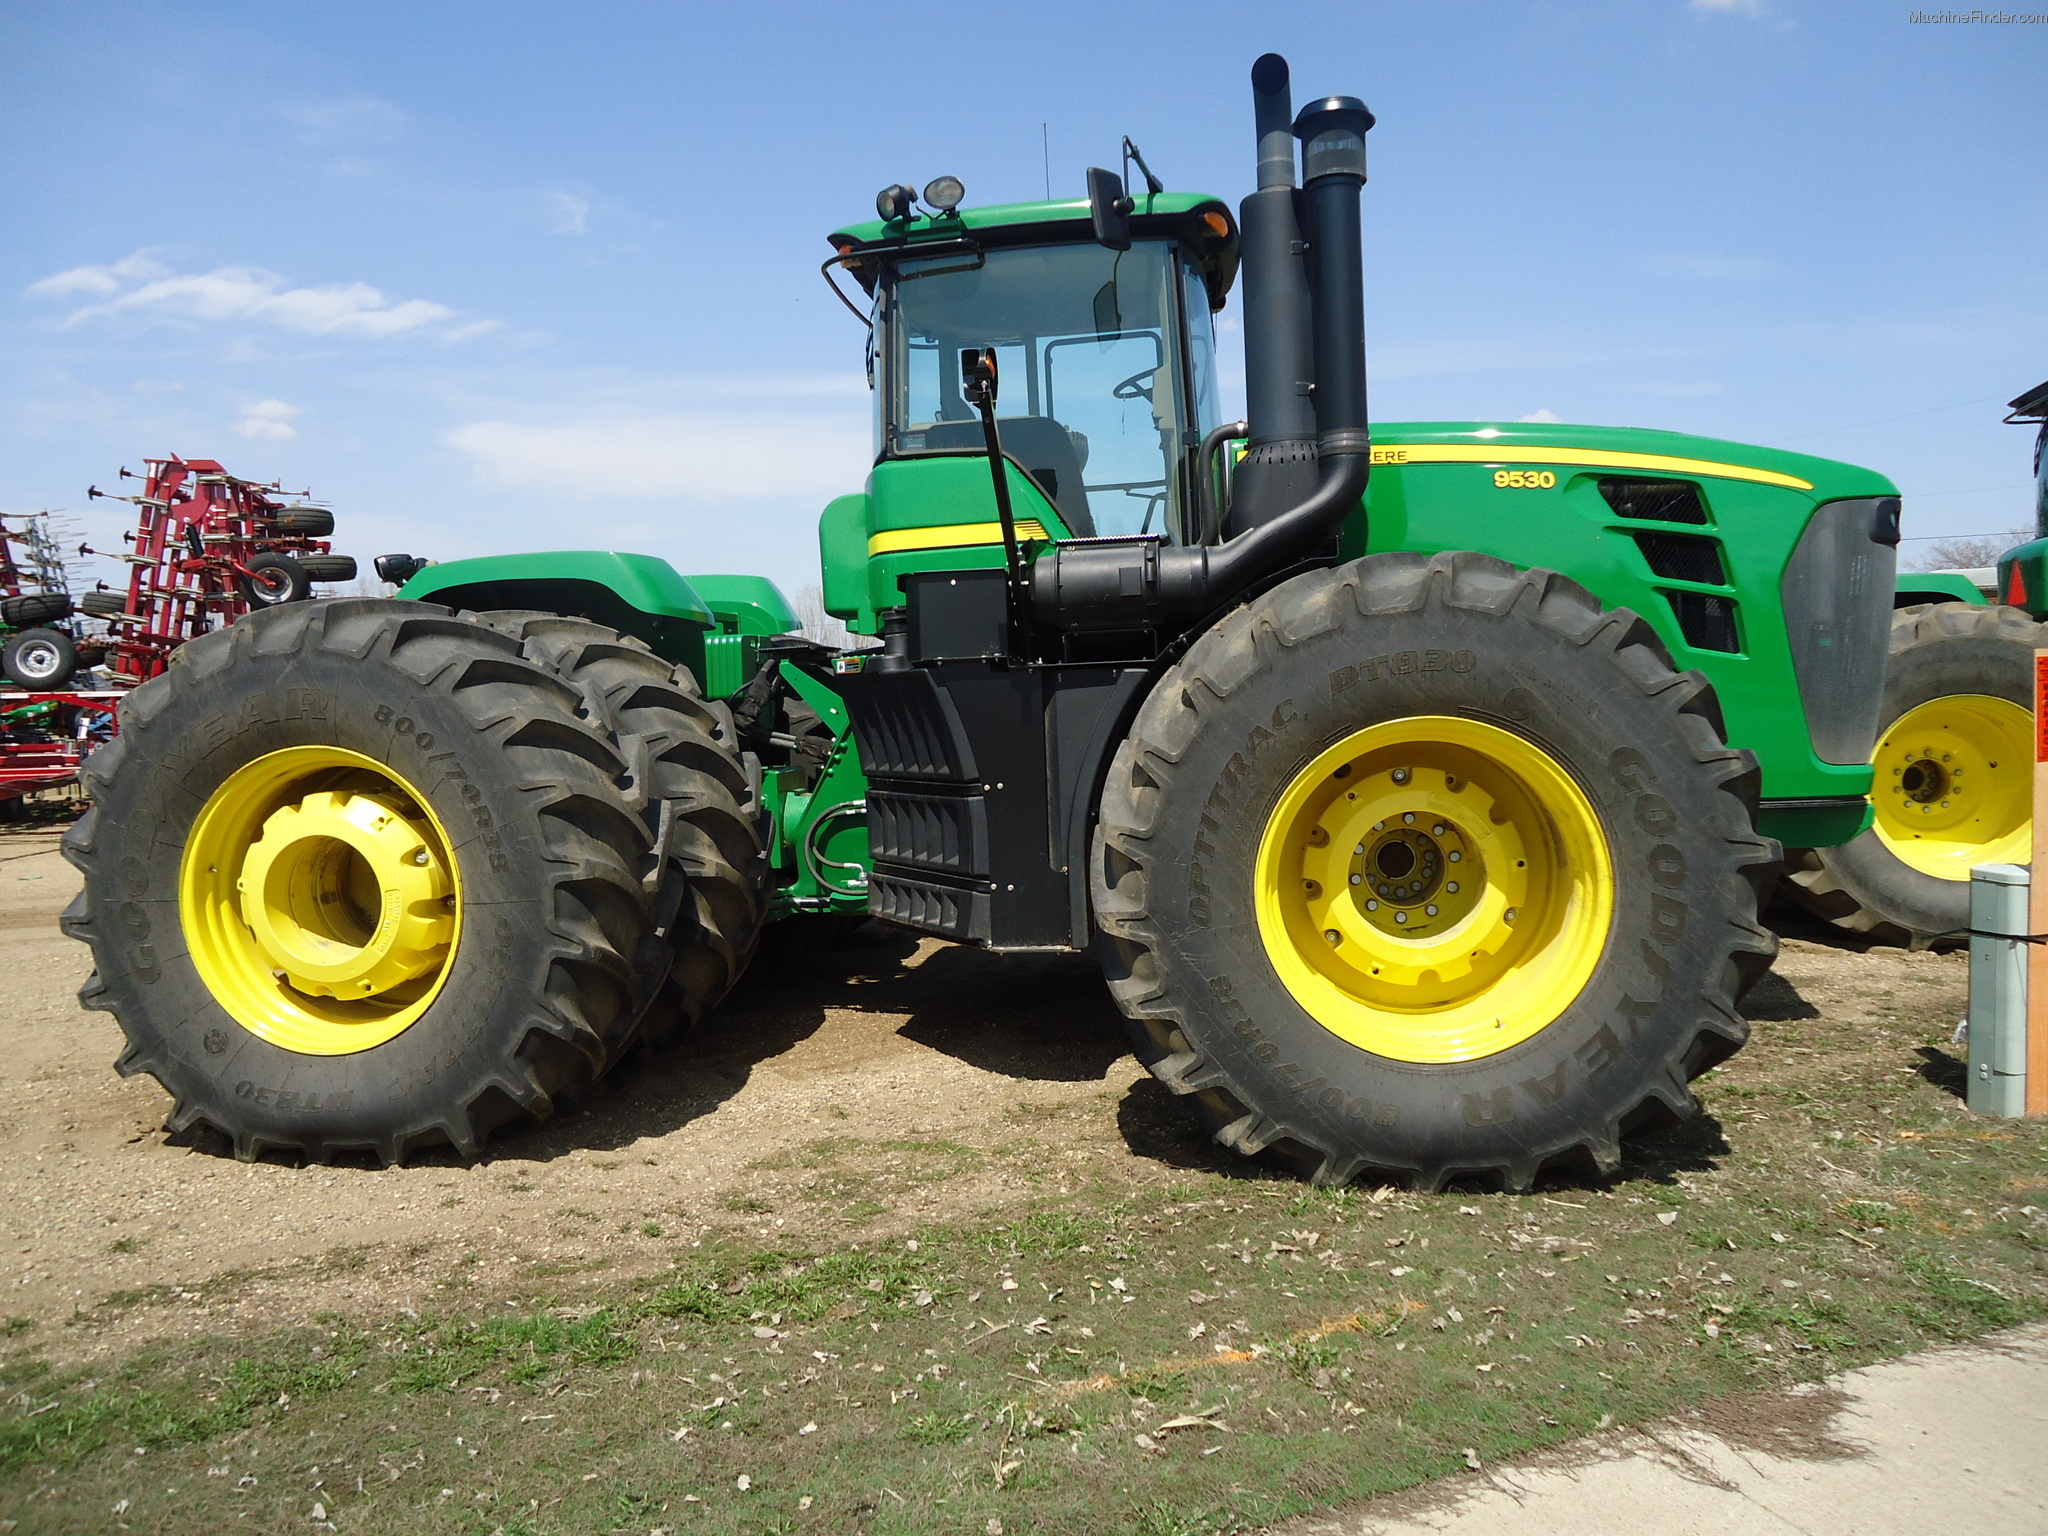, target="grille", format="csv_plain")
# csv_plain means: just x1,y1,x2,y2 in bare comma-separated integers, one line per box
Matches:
1633,532,1727,585
1599,477,1709,524
1779,497,1900,765
1662,591,1741,653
